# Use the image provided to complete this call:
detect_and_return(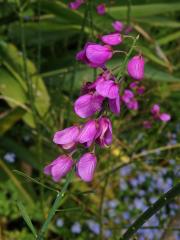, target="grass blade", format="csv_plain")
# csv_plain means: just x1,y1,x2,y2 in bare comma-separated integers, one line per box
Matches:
16,200,37,238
